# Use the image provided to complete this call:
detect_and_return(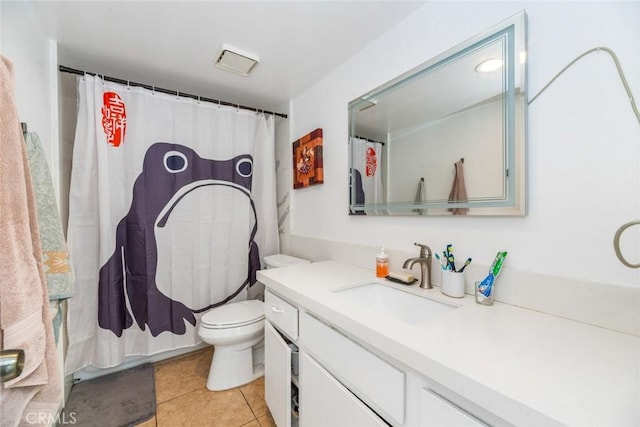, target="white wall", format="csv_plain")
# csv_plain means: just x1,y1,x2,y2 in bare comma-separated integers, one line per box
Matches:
1,1,59,197
388,99,507,204
289,1,640,288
